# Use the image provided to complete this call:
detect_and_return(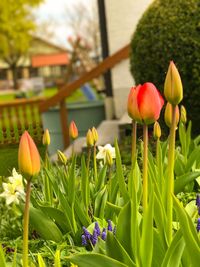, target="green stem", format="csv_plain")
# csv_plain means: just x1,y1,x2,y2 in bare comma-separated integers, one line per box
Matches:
143,124,148,212
166,105,177,244
23,179,31,267
87,147,91,178
93,144,97,182
131,121,137,168
108,166,112,201
156,138,163,193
